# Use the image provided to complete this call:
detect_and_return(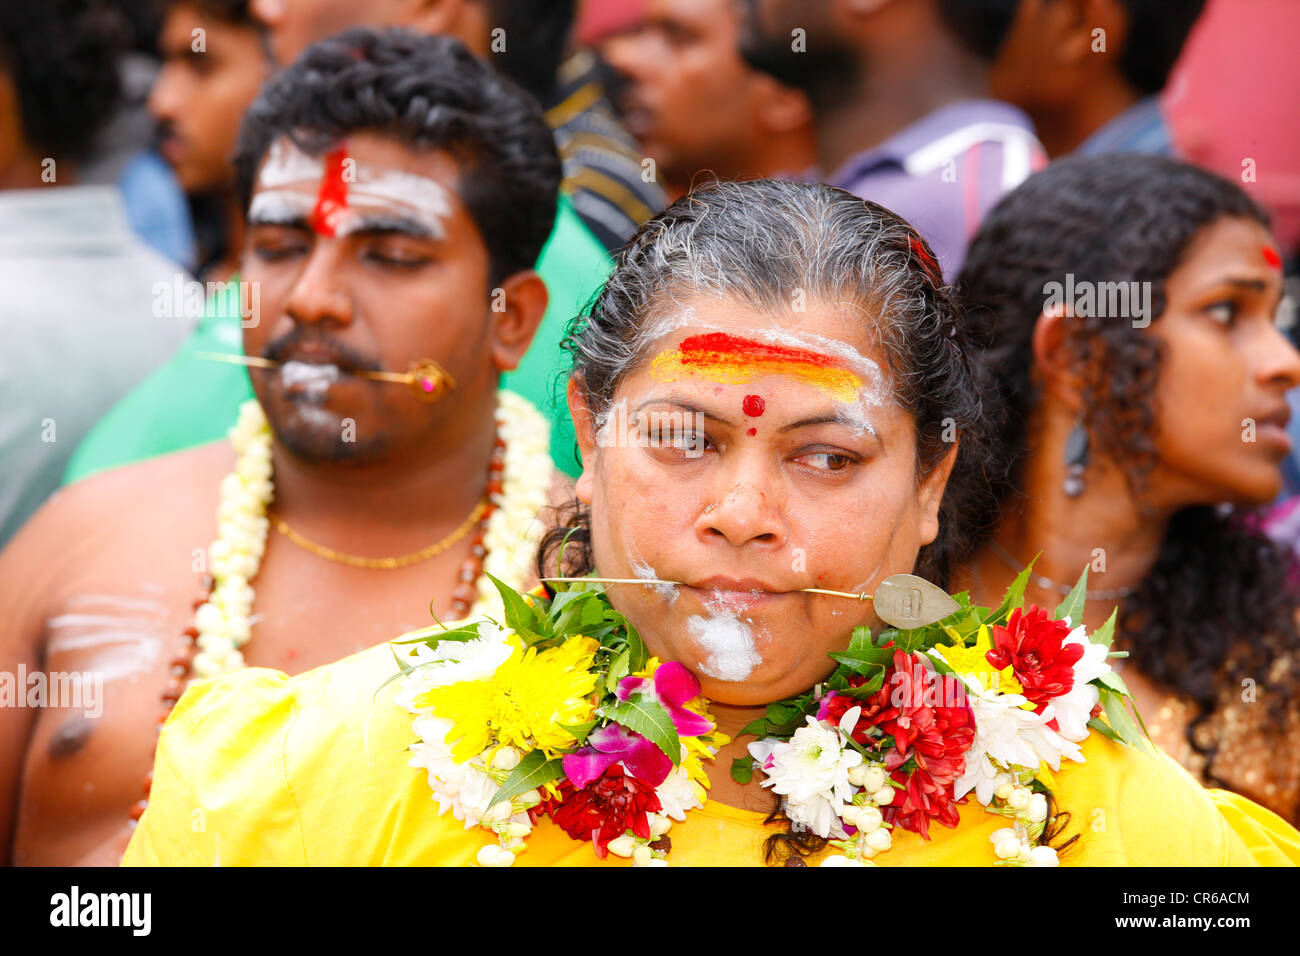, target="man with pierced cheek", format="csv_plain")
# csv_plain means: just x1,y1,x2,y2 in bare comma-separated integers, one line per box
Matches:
0,30,569,866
